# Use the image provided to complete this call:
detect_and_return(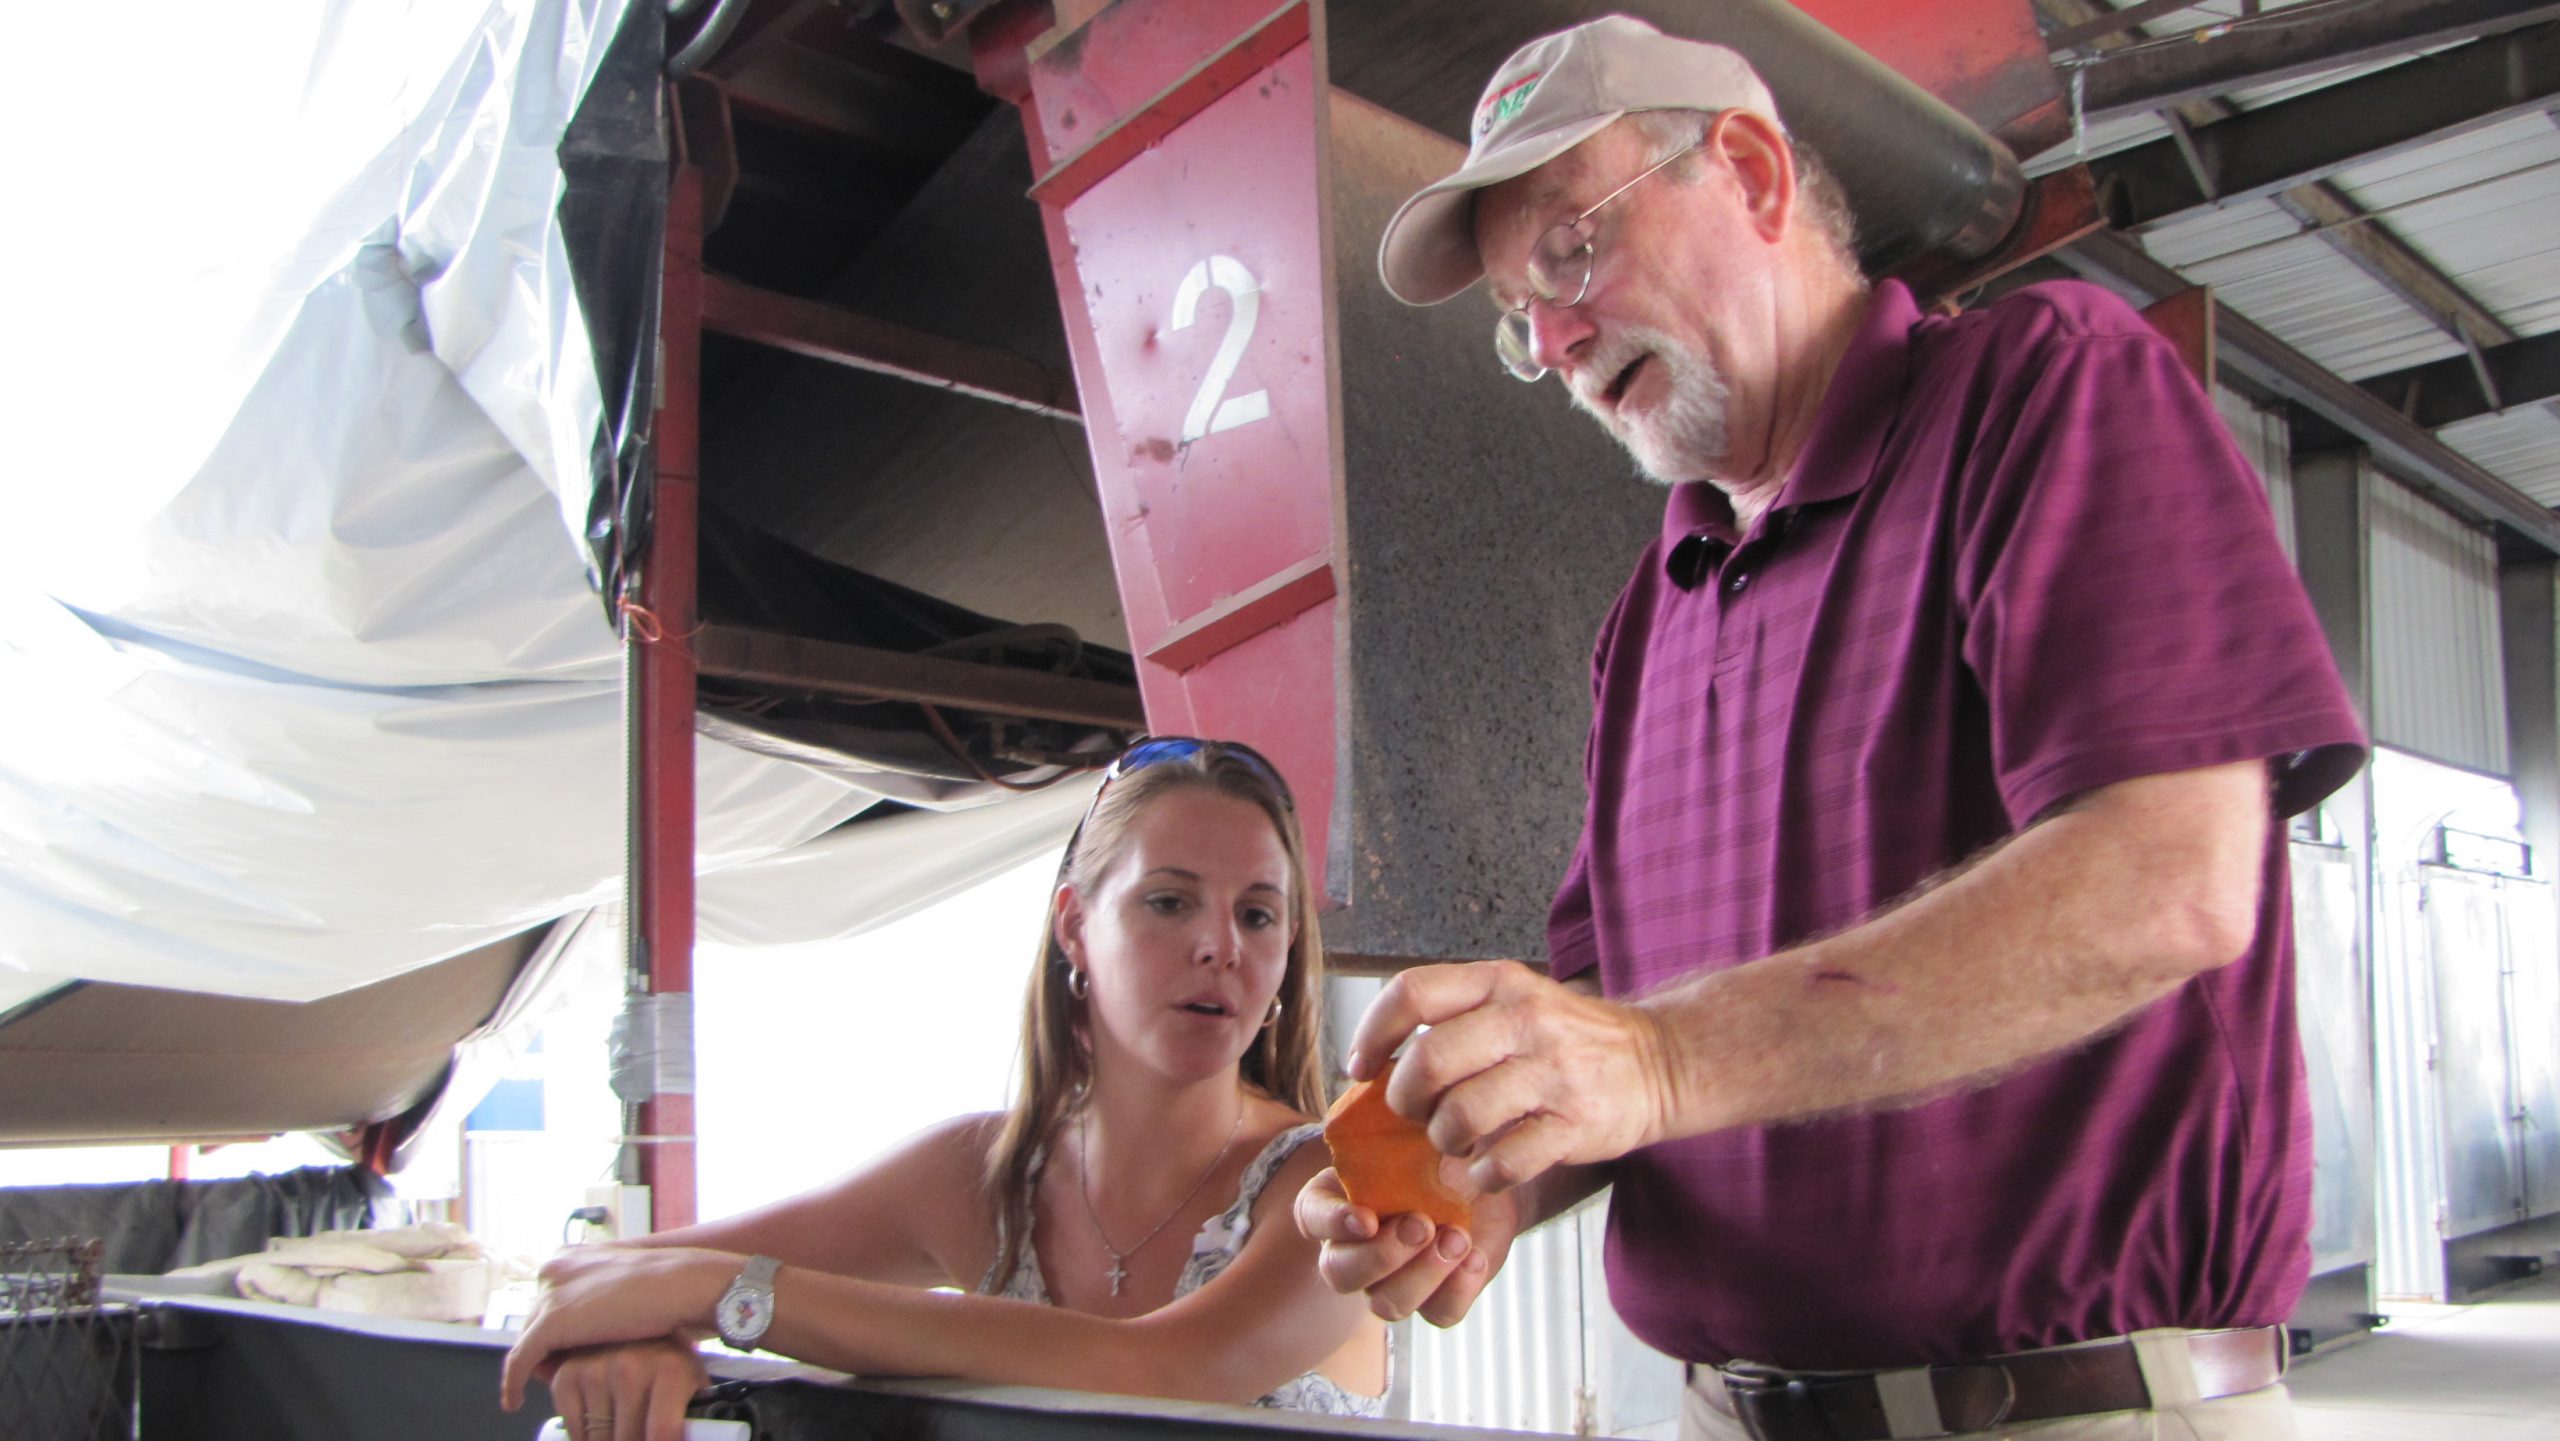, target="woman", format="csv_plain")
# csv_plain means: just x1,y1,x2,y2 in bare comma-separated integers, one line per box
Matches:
501,738,1387,1441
